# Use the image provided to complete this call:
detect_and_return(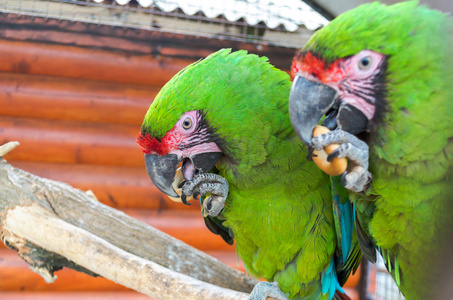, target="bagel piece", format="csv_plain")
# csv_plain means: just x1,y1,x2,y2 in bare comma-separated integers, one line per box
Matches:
312,125,348,176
